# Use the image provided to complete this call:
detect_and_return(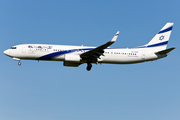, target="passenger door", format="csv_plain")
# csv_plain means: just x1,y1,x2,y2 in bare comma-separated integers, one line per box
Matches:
22,45,26,53
141,51,145,59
